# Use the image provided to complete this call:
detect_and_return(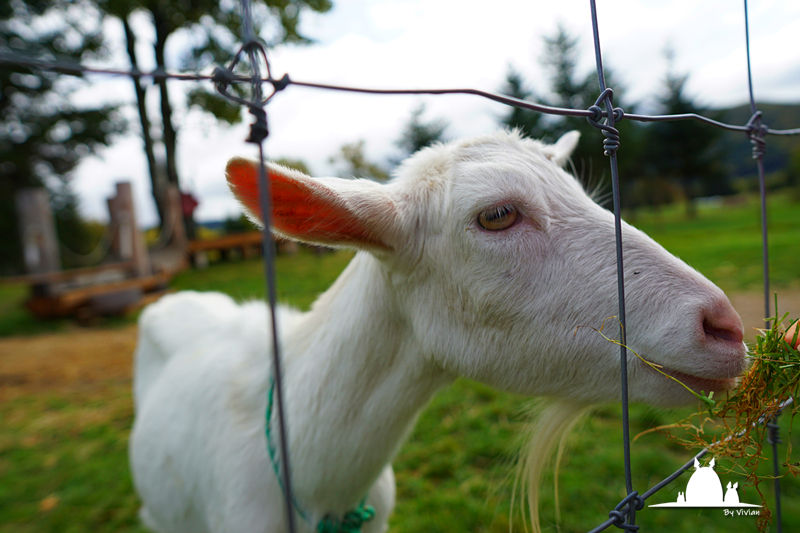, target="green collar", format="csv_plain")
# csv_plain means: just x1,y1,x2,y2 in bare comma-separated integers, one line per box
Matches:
266,376,376,533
